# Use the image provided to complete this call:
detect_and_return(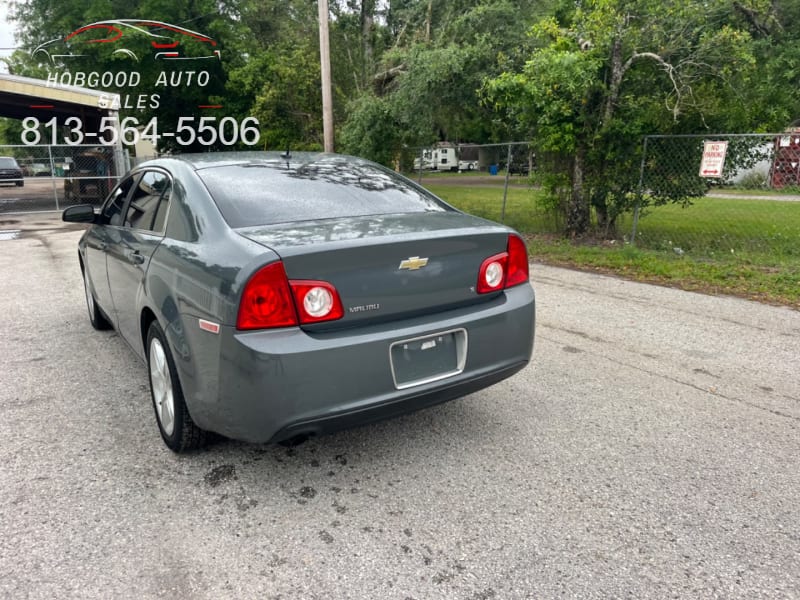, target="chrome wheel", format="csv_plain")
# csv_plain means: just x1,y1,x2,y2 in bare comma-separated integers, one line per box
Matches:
146,321,206,451
149,337,175,436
